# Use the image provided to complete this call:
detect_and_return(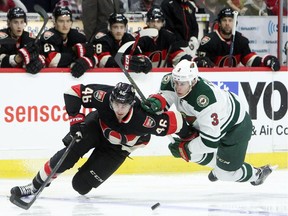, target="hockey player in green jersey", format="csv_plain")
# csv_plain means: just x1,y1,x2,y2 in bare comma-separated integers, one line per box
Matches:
142,59,276,185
